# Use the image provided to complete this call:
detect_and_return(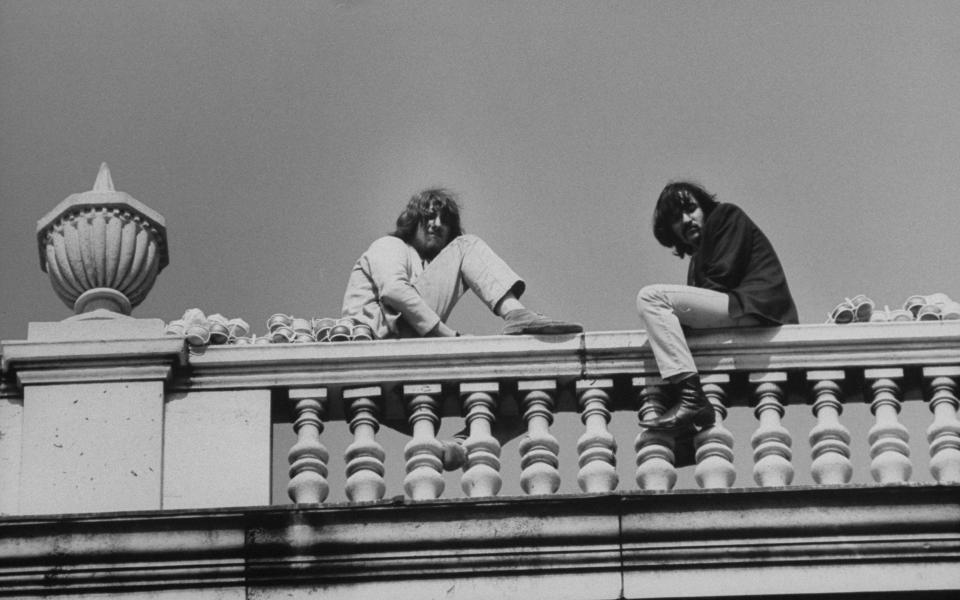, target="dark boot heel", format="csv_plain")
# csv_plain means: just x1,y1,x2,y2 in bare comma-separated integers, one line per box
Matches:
693,406,716,428
638,374,711,432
